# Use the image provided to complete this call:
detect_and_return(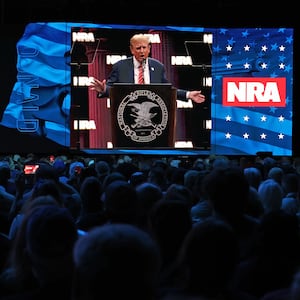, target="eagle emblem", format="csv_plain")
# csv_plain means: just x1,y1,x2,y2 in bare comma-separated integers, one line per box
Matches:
128,101,159,128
